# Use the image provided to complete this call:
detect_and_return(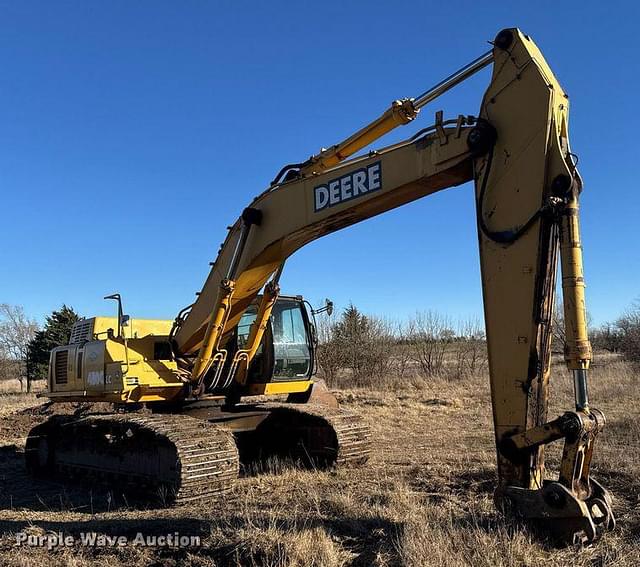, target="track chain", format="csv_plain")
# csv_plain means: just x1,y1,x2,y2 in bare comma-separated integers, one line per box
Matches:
255,402,371,466
25,413,239,504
